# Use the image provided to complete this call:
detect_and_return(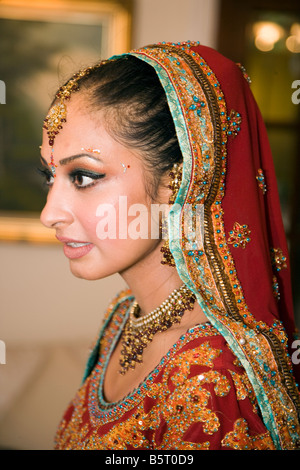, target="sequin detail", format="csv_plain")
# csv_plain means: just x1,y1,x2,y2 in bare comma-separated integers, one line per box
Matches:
236,63,252,84
256,168,267,194
226,110,241,137
43,102,67,147
221,418,275,450
271,247,287,271
272,275,280,301
227,222,251,249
